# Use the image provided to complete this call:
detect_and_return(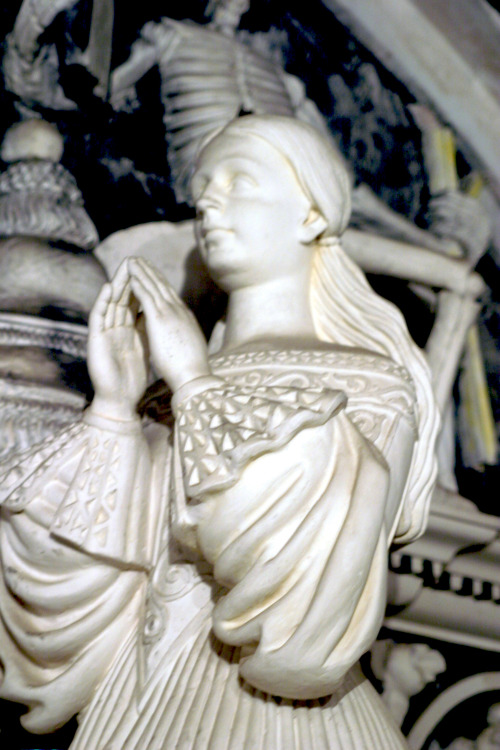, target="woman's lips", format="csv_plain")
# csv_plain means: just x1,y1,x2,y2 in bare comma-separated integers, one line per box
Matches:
202,226,233,238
